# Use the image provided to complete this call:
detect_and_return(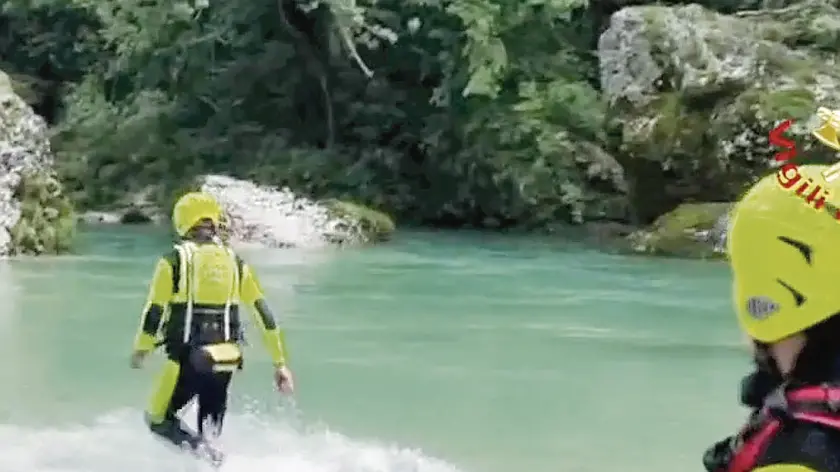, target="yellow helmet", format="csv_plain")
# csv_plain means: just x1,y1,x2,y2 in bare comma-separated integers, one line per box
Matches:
729,164,840,343
172,192,223,237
